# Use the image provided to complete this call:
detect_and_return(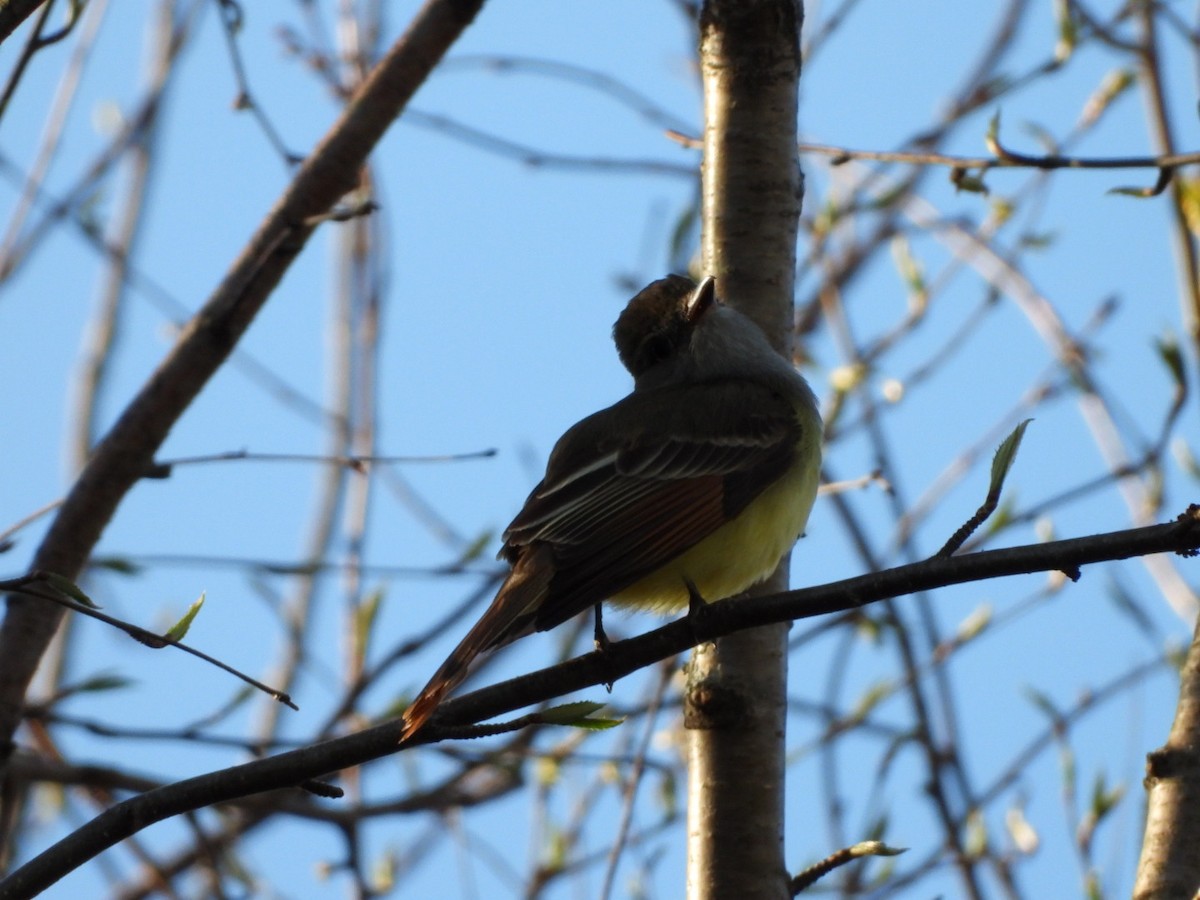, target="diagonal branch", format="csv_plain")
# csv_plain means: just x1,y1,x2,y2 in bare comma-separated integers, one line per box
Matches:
0,1,48,48
2,508,1198,898
0,0,487,761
